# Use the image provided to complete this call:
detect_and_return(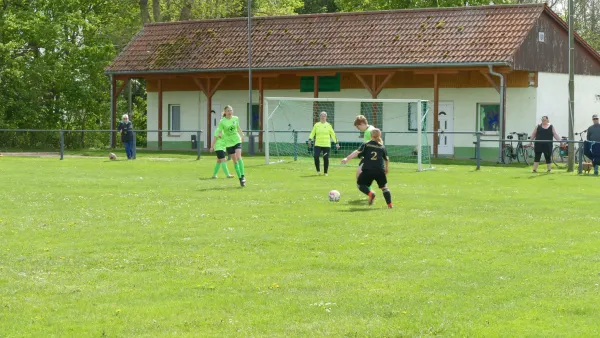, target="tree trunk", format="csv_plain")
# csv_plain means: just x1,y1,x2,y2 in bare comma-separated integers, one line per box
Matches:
152,0,161,22
139,0,151,24
180,0,194,21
